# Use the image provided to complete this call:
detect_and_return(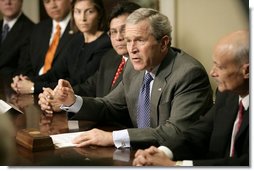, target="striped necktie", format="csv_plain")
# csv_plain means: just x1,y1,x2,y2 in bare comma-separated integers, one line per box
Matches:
230,100,244,157
112,57,126,86
137,73,153,128
1,24,9,43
